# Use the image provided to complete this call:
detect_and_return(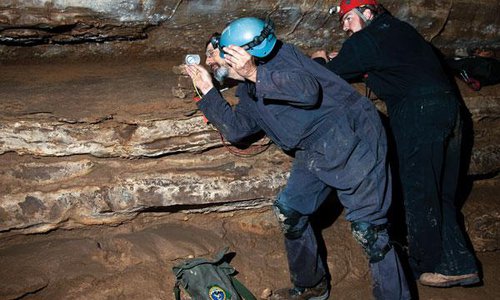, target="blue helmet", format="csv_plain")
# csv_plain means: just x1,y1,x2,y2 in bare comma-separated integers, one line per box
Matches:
217,17,277,58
